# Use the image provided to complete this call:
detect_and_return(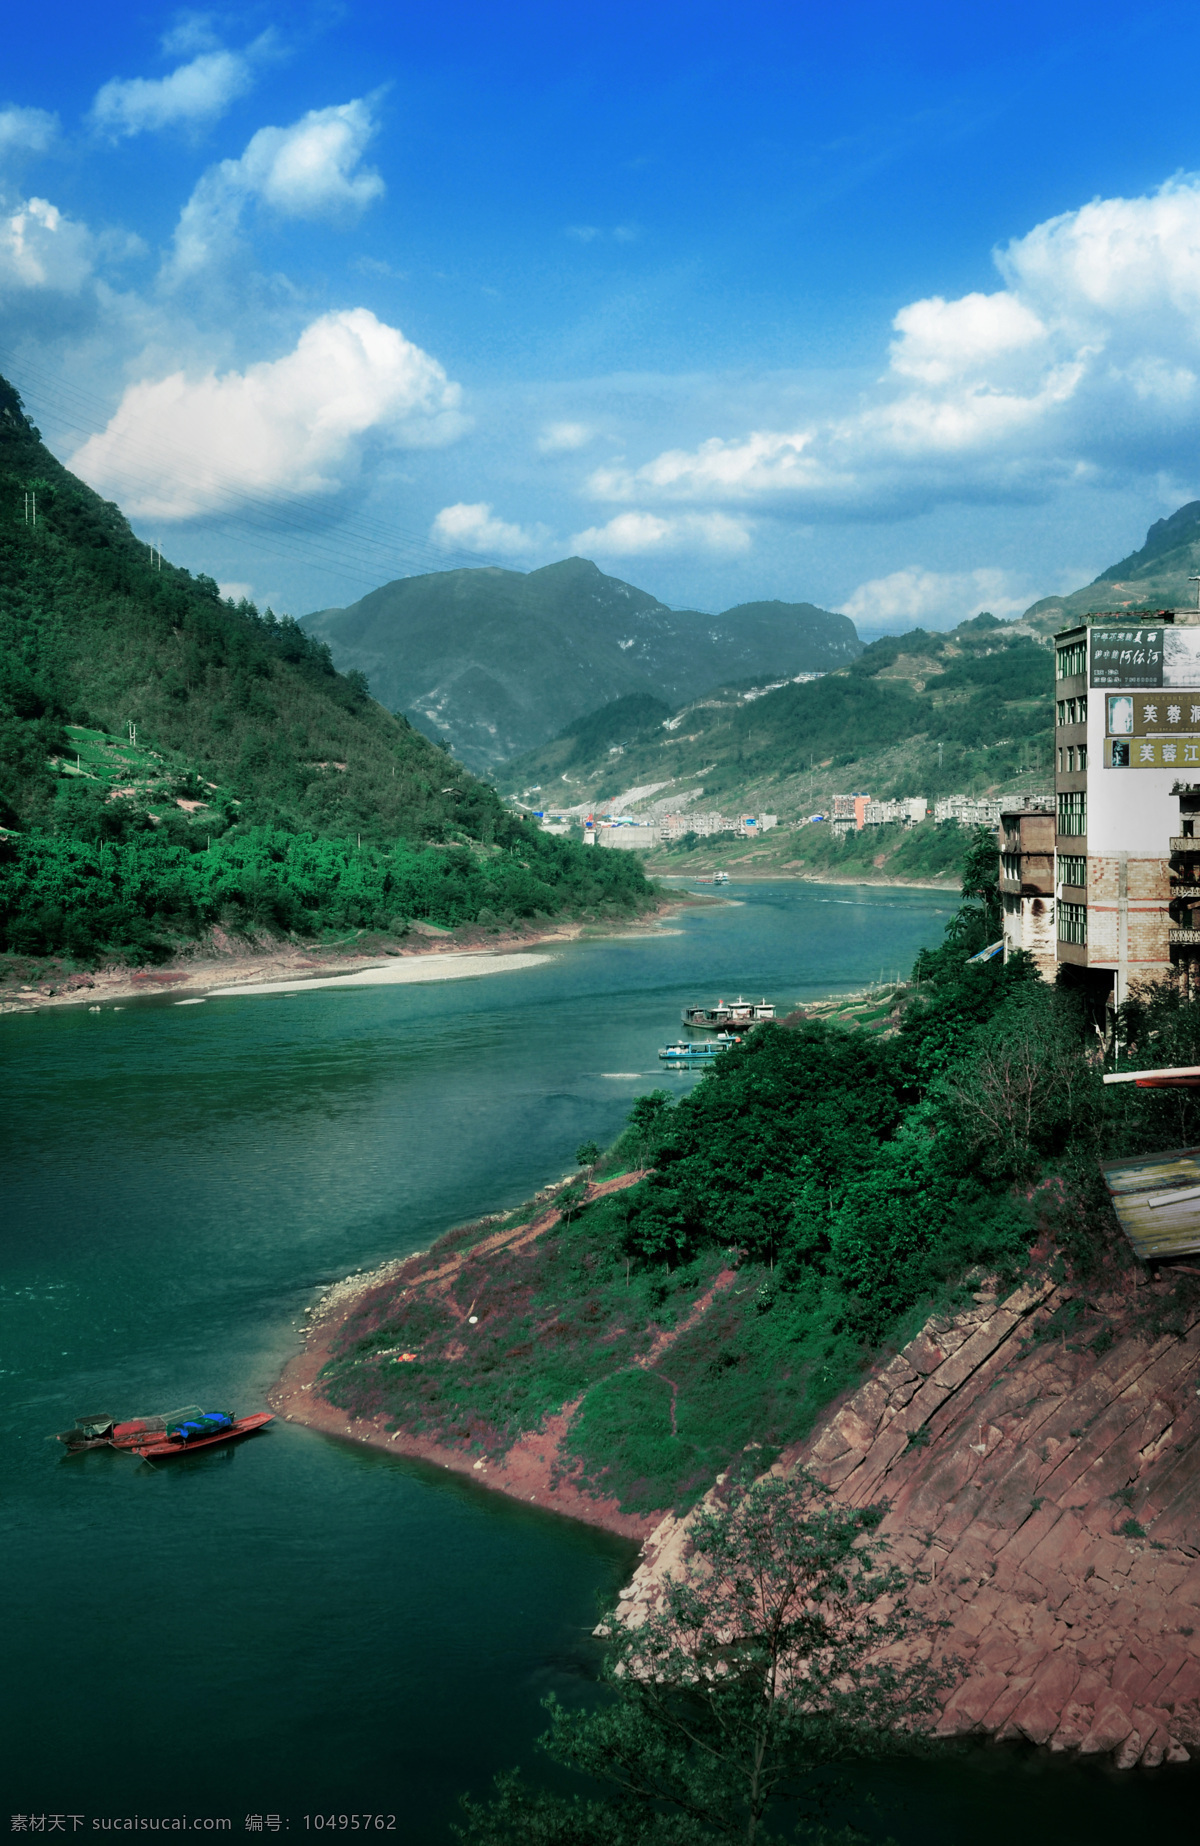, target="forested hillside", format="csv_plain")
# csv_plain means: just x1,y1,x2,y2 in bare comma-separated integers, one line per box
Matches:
500,612,1053,819
0,374,655,961
303,560,860,769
